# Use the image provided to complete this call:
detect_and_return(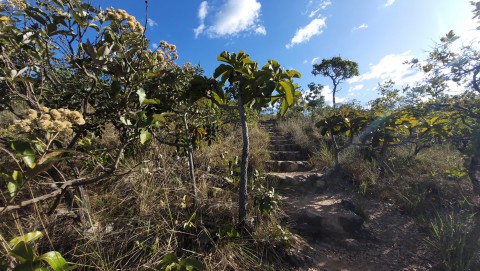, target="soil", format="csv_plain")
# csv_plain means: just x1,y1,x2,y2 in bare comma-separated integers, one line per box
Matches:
260,119,480,271
279,174,437,271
